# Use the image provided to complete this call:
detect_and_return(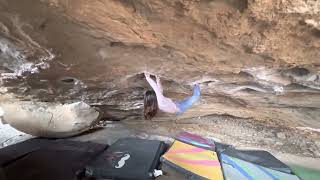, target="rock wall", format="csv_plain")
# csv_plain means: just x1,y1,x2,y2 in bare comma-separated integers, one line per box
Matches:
0,0,319,134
